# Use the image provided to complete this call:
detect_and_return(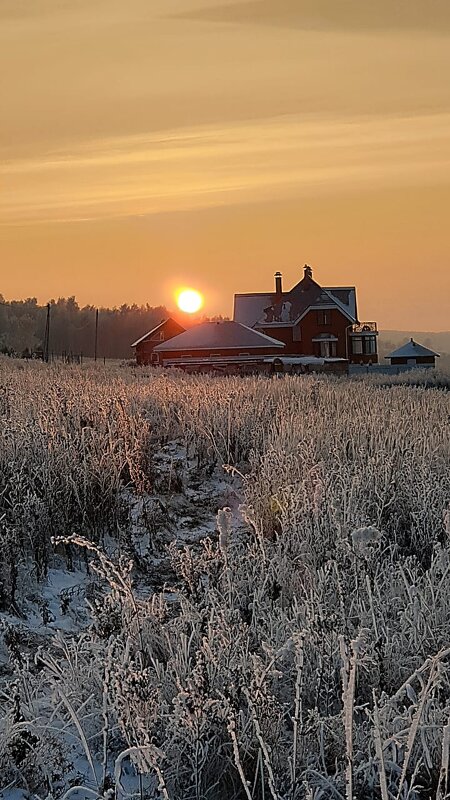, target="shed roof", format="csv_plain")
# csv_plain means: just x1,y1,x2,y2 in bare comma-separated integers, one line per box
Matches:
385,339,440,359
153,320,285,352
131,318,183,348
